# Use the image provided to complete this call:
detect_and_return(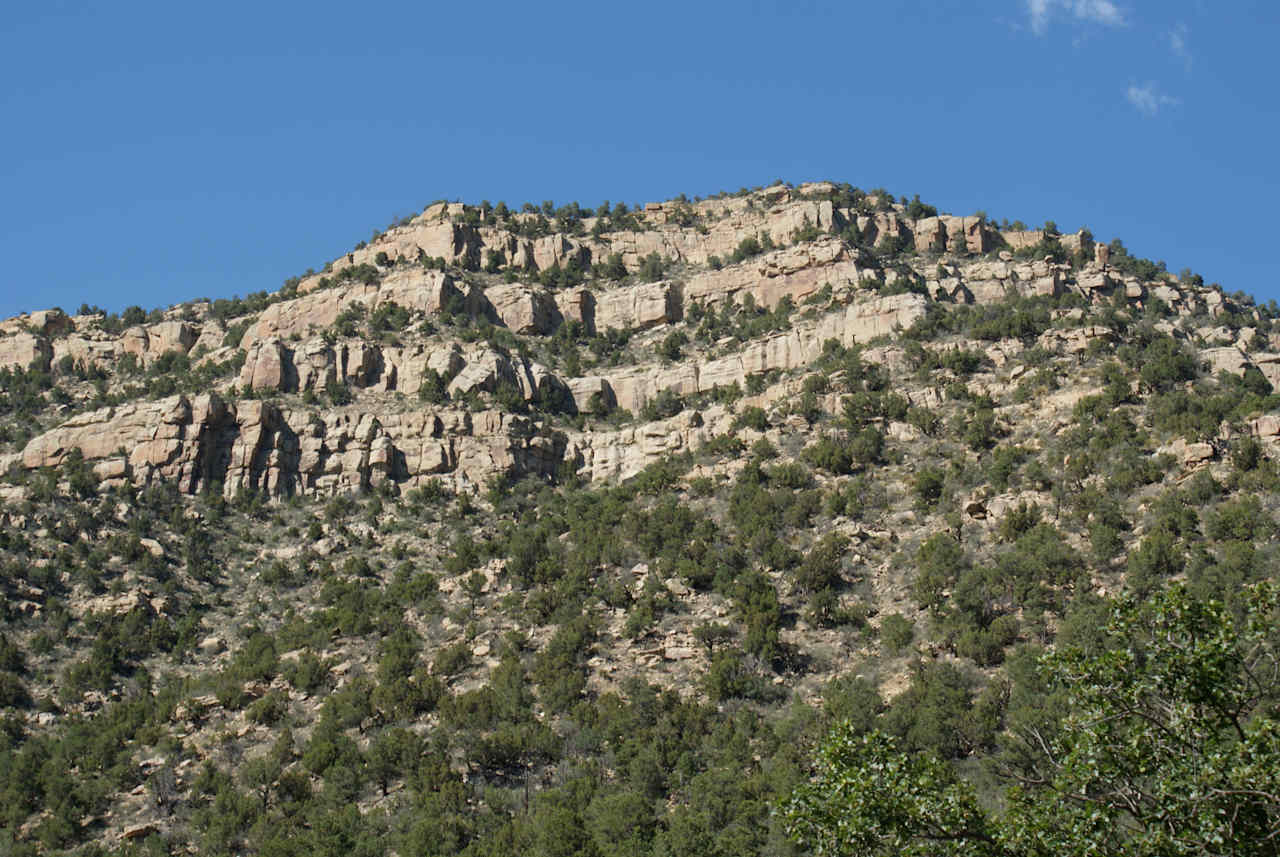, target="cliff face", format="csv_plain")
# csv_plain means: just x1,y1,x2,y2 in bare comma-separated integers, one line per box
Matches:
2,183,1276,499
